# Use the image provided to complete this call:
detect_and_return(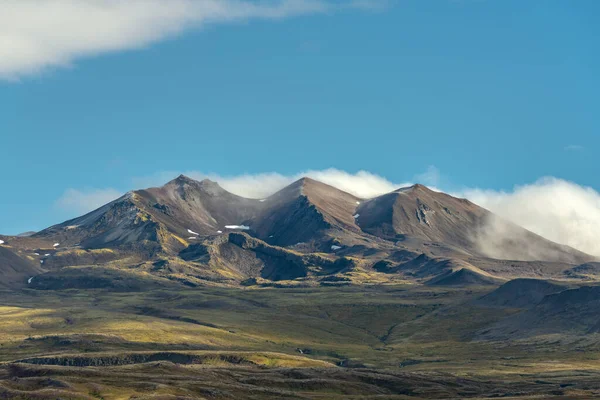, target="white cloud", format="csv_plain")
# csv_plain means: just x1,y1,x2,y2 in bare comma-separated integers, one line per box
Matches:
55,188,122,215
460,177,600,257
414,165,440,187
134,168,411,199
564,144,584,151
0,0,384,80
